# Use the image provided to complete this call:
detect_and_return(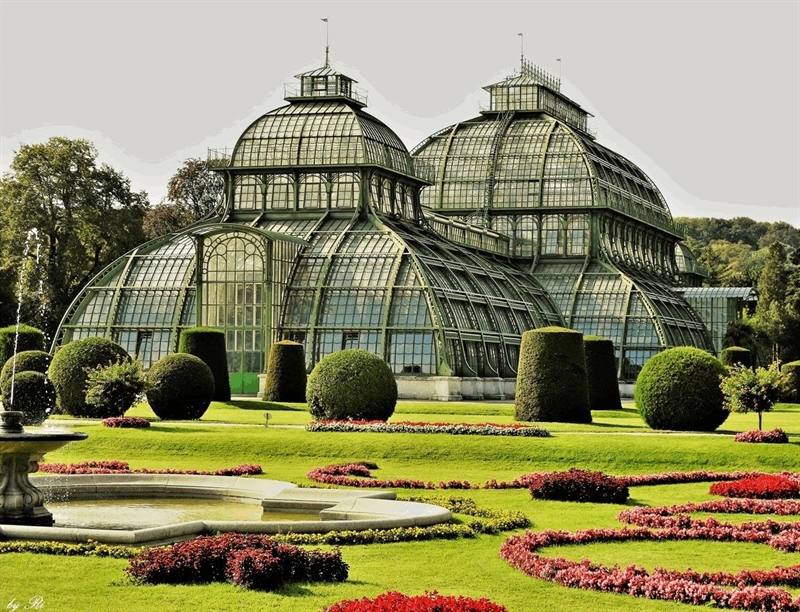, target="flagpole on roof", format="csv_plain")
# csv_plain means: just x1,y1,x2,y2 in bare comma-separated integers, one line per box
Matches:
322,18,330,67
517,32,523,71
